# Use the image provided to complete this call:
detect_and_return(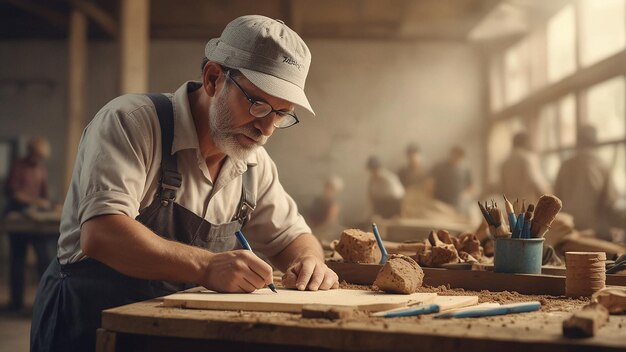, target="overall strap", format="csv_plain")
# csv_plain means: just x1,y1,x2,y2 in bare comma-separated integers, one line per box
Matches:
146,94,181,207
233,167,257,227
